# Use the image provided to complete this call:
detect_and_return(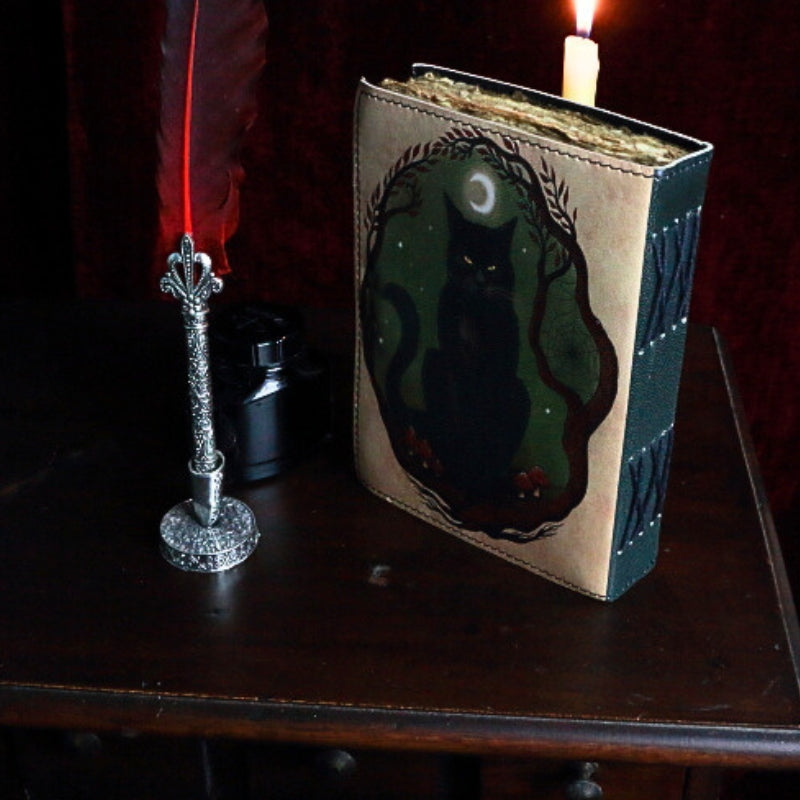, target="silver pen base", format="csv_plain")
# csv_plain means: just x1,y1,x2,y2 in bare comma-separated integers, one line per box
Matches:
159,496,260,573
